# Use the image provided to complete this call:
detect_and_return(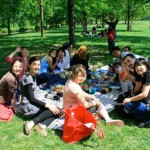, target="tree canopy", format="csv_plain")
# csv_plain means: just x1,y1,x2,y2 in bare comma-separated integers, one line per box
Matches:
0,0,149,36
